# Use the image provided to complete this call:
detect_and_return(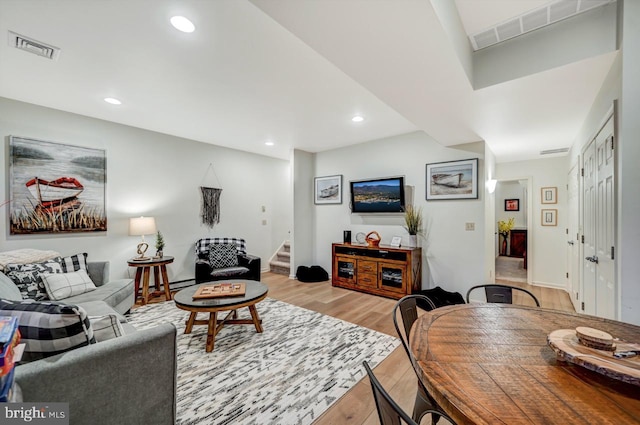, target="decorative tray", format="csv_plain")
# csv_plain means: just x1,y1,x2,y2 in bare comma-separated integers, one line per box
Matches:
548,328,640,386
193,282,245,299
